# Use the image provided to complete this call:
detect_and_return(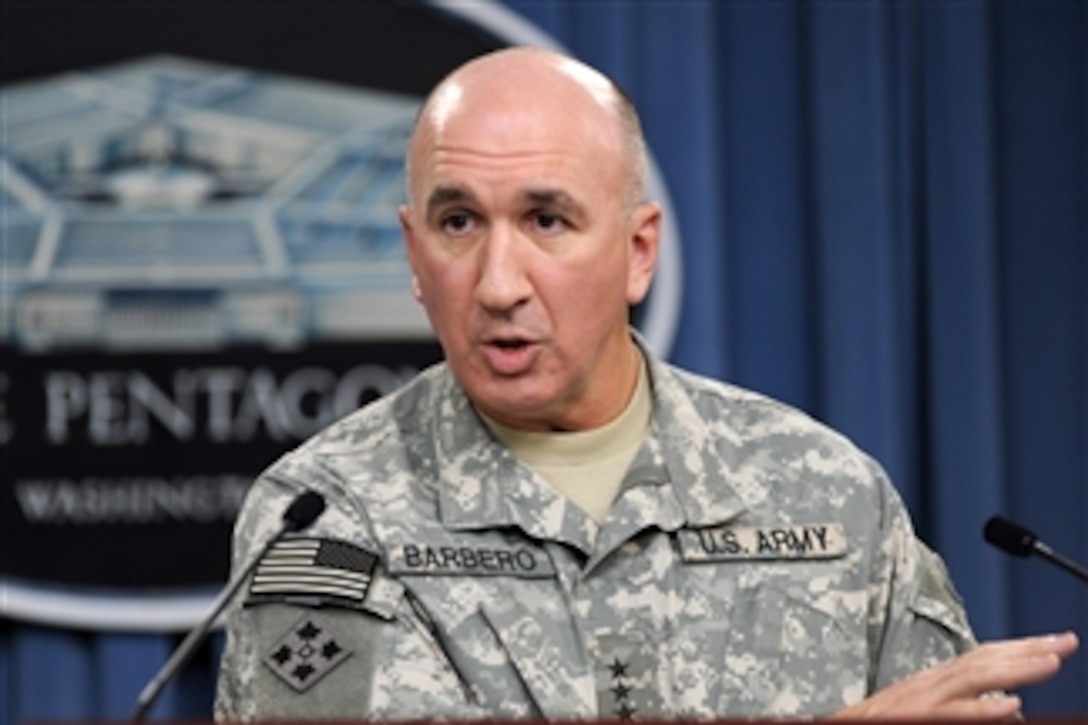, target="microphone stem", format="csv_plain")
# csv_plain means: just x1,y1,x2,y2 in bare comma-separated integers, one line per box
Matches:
130,524,288,721
1035,542,1088,584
